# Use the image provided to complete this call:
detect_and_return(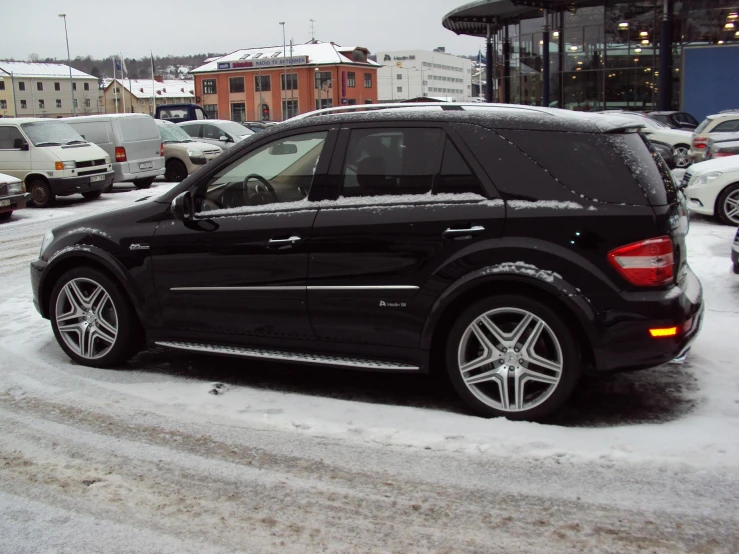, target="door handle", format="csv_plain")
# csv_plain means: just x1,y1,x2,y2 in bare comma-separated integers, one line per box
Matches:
267,235,302,245
443,226,485,237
